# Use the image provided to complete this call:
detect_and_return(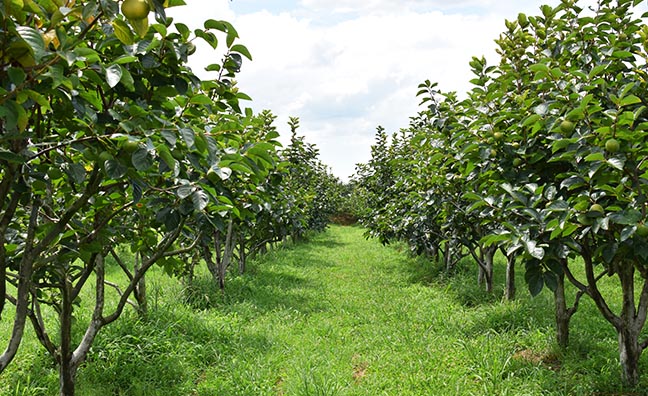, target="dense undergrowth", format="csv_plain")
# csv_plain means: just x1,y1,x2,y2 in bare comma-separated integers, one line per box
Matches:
1,225,645,395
